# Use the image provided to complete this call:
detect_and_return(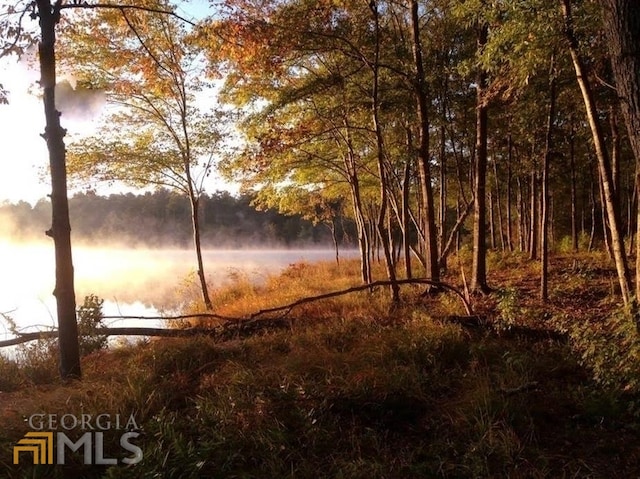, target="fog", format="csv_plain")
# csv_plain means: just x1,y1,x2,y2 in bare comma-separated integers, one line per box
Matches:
0,238,355,341
0,194,355,346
